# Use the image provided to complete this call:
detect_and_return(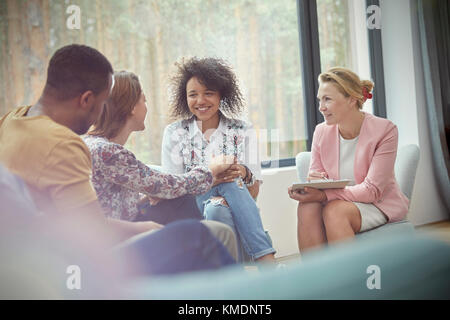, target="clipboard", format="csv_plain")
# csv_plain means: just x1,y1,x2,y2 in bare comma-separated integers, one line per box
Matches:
291,179,350,191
